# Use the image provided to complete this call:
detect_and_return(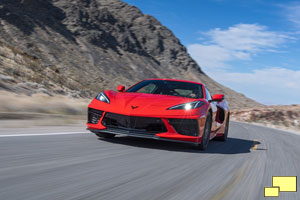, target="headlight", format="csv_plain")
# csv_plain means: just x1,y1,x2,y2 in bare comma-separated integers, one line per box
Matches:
95,92,110,104
167,101,205,110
